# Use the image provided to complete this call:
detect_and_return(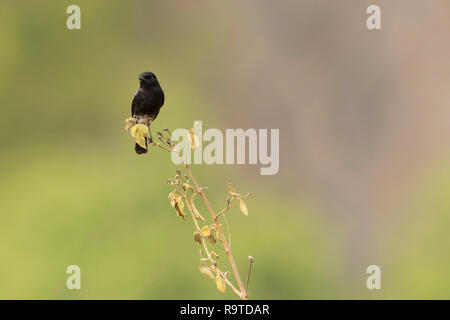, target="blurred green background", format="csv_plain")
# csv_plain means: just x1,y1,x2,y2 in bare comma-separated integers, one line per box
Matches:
1,0,450,299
